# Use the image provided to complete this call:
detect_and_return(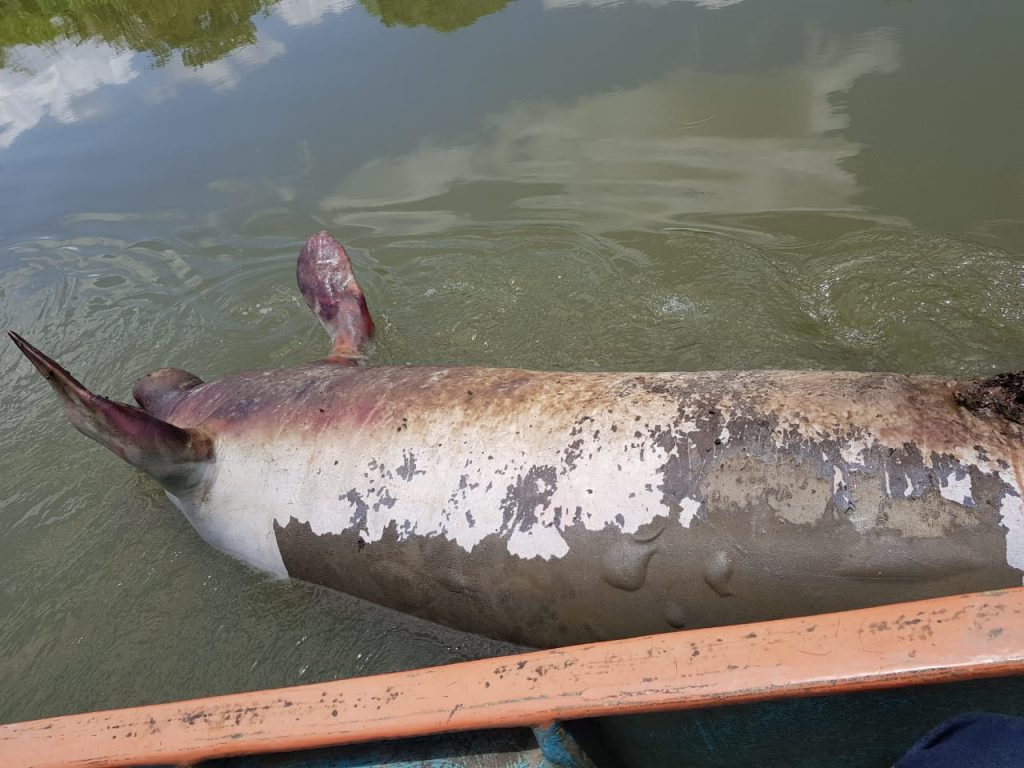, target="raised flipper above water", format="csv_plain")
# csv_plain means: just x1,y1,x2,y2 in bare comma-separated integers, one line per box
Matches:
8,331,212,495
297,231,375,362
